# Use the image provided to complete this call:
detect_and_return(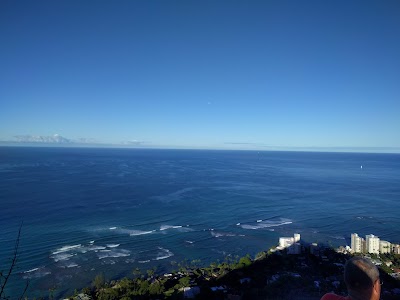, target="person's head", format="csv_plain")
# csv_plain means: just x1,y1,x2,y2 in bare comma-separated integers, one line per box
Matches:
344,257,381,300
